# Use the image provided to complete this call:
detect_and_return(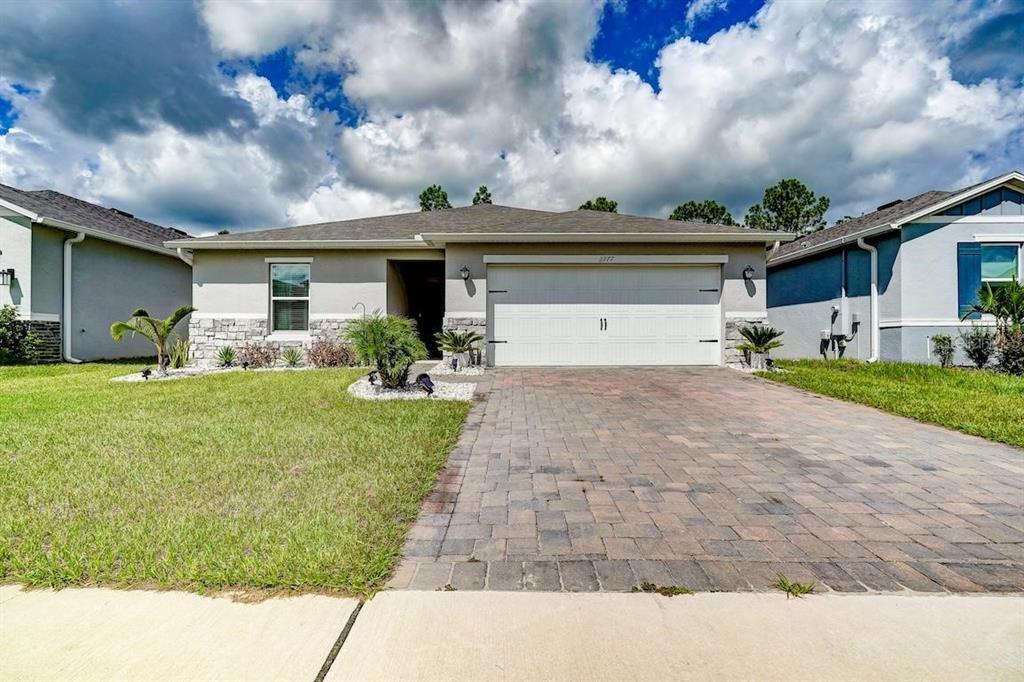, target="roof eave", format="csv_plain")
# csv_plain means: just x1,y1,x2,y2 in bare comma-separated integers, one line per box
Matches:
892,170,1024,225
39,217,181,258
770,170,1024,267
166,238,434,250
419,231,795,244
